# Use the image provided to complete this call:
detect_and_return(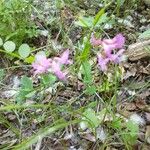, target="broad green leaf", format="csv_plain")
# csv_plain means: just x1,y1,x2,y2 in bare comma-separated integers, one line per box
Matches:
18,44,31,58
82,60,92,84
0,37,3,46
85,85,96,95
16,76,33,104
111,117,122,129
75,16,94,28
80,35,91,61
126,120,139,135
3,41,16,52
25,91,36,98
139,29,150,39
75,14,108,28
121,120,139,146
21,76,33,90
96,13,108,26
83,108,99,128
41,74,57,86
